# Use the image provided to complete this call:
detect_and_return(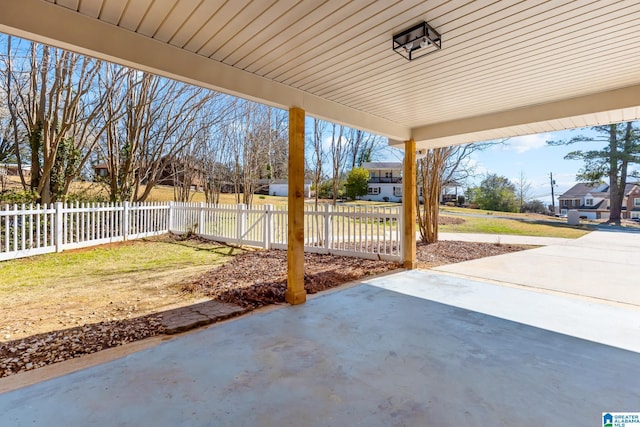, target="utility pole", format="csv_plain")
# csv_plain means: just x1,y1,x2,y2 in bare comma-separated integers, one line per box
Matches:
550,172,556,215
